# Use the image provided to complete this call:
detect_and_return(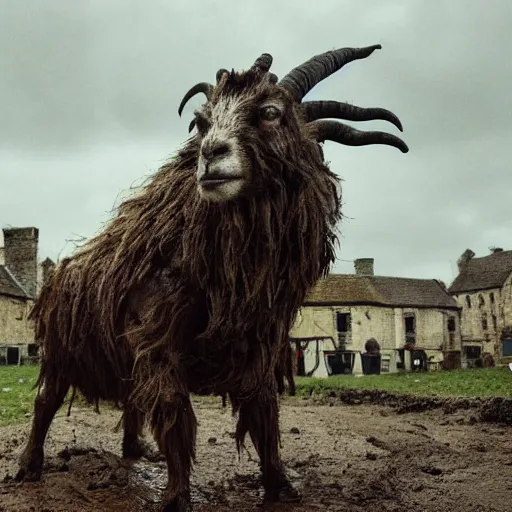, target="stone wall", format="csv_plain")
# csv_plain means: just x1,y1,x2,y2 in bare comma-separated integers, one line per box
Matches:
2,227,39,298
291,304,461,375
